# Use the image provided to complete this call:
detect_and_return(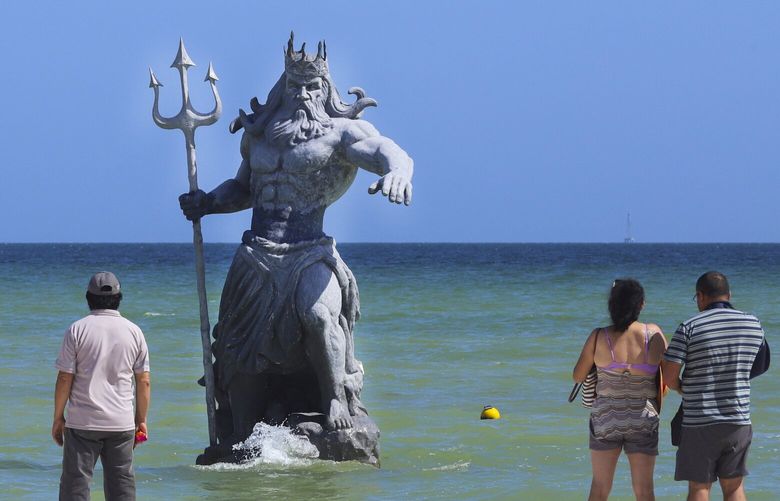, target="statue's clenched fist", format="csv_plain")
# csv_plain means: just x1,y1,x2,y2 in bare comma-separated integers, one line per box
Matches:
179,190,212,221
